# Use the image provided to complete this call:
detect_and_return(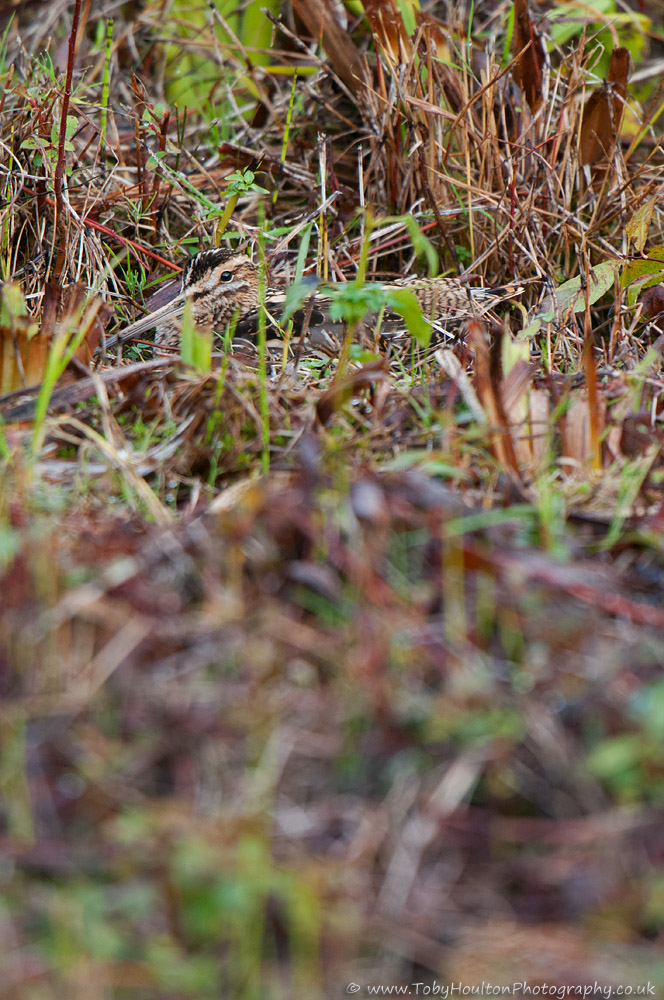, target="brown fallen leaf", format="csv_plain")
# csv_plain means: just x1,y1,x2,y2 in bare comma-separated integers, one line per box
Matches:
0,283,45,394
365,0,463,69
619,412,664,460
290,0,369,97
468,320,520,475
639,283,664,319
562,393,606,466
364,0,408,62
0,282,110,395
511,0,546,112
579,46,629,165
